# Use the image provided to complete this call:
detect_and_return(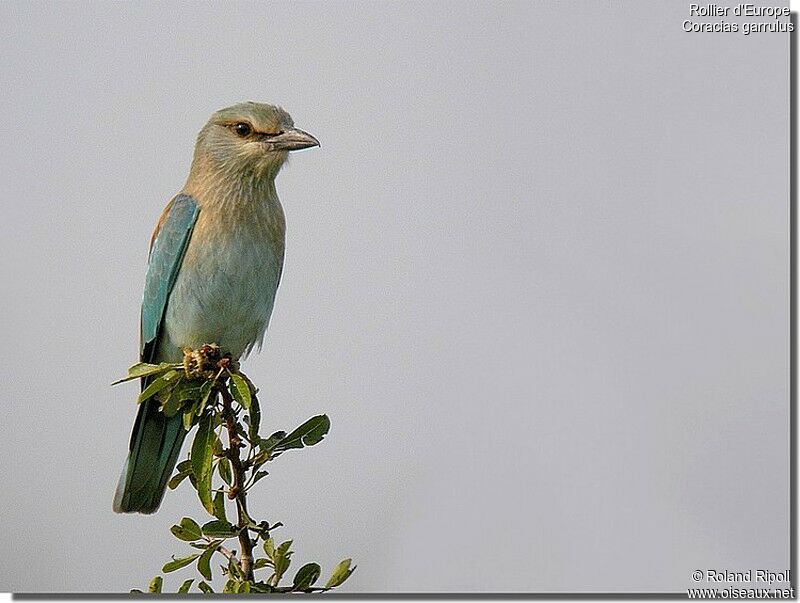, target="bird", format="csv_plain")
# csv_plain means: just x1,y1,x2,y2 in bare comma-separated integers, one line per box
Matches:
113,102,319,514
